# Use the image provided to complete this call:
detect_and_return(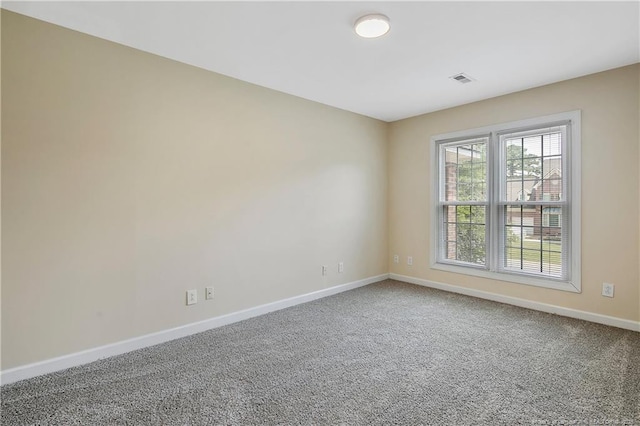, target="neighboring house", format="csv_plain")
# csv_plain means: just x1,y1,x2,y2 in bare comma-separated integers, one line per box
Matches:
442,147,562,261
506,158,563,240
